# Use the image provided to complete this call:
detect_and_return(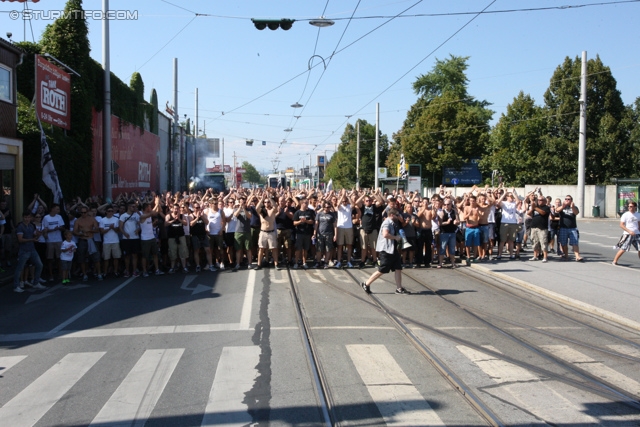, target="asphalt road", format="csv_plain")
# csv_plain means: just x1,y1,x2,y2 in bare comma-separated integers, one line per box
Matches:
1,218,639,426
